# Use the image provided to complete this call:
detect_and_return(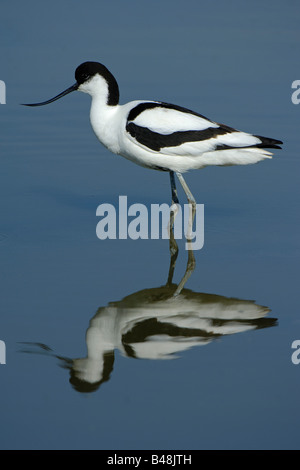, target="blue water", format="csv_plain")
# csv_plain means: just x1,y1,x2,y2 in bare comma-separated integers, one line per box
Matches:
0,0,300,450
